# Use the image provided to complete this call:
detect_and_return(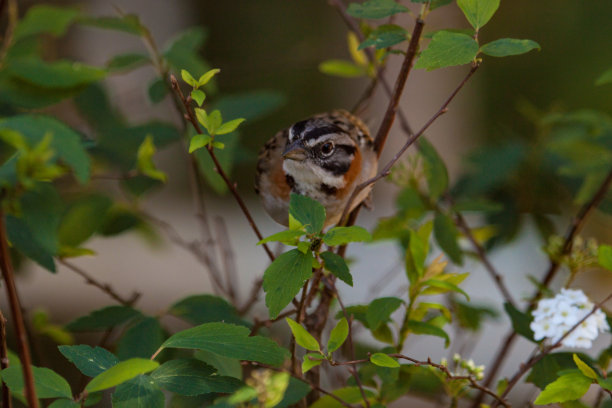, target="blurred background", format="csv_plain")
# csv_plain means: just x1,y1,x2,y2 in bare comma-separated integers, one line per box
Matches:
3,0,612,406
